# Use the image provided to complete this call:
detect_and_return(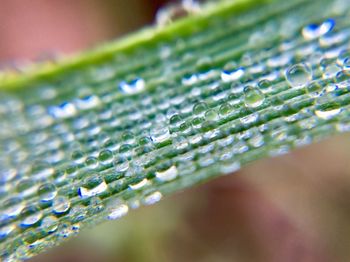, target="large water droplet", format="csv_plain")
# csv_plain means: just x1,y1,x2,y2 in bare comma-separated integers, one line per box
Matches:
285,63,313,88
314,94,342,119
98,149,114,165
128,178,149,190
